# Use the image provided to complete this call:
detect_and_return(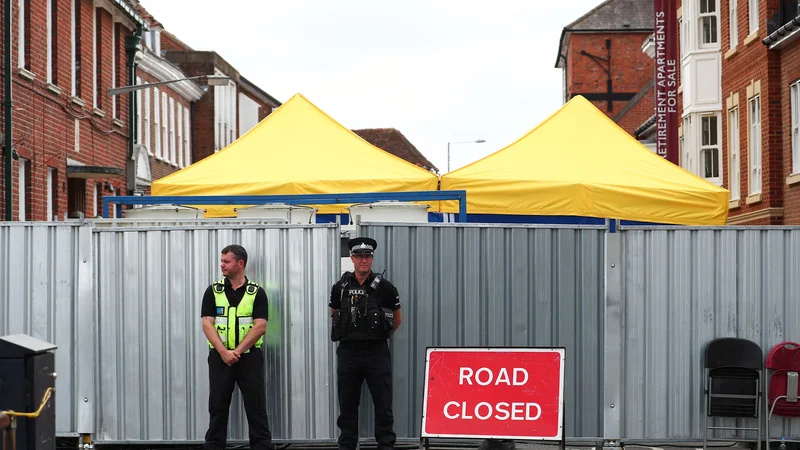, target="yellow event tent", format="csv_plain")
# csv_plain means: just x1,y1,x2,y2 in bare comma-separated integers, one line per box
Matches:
151,93,439,217
440,95,729,226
